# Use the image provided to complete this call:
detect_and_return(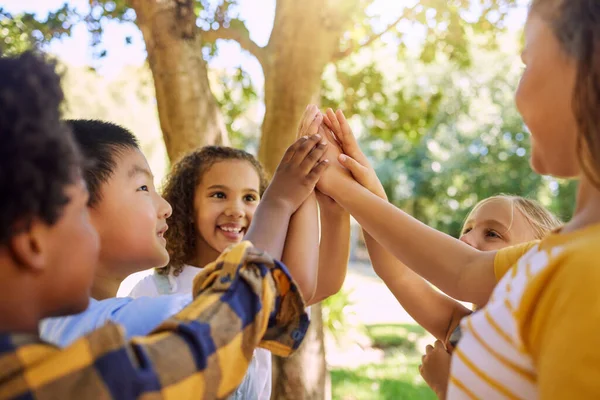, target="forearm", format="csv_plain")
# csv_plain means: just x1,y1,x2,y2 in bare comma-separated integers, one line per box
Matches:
281,193,320,303
364,231,470,342
328,178,496,305
14,243,308,400
311,207,350,304
245,194,293,261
